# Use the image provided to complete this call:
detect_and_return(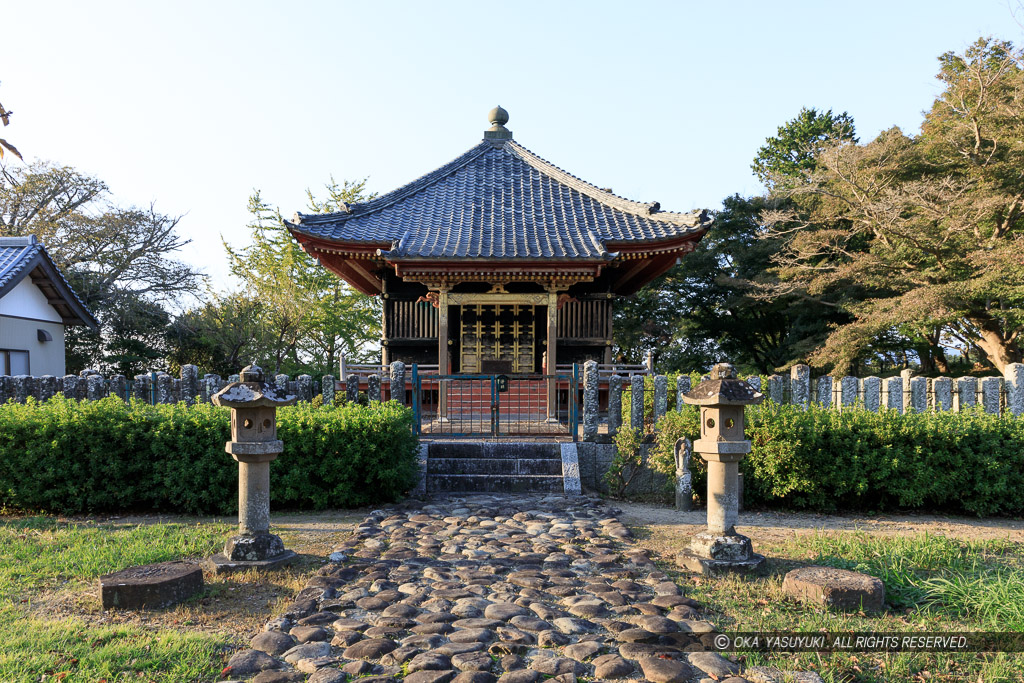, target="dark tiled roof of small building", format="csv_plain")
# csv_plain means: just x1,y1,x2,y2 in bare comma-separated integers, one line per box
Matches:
0,236,99,327
287,140,709,260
